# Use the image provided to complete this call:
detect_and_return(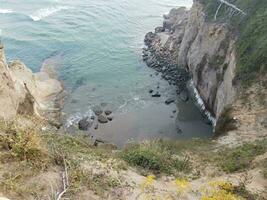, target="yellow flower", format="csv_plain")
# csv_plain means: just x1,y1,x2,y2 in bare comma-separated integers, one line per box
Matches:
175,178,191,194
140,175,155,191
